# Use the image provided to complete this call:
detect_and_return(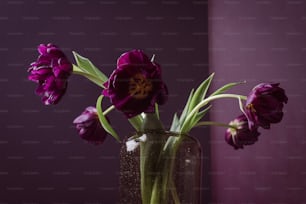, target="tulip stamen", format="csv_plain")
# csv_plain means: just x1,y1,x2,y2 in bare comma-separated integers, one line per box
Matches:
246,103,256,113
129,73,153,99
